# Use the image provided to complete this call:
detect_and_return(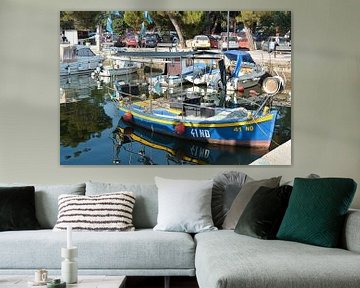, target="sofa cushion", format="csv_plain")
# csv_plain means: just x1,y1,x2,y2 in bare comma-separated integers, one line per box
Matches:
0,183,85,229
277,178,357,247
212,171,249,228
195,230,360,288
234,185,292,239
153,177,216,233
53,192,136,232
342,209,360,253
86,181,158,229
0,186,40,231
222,177,281,229
0,229,195,272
